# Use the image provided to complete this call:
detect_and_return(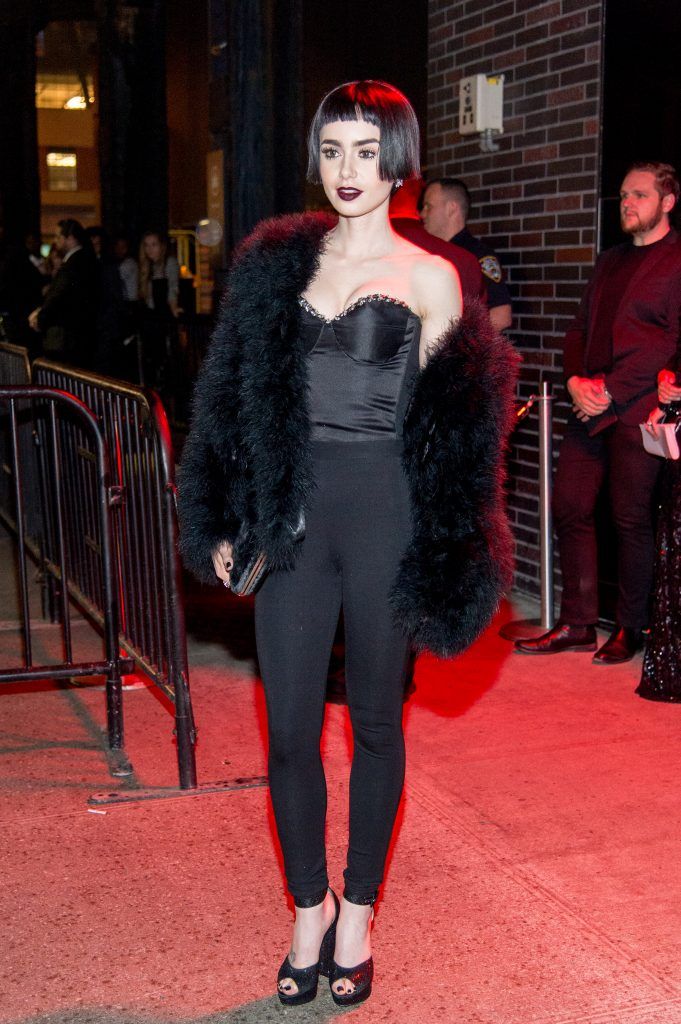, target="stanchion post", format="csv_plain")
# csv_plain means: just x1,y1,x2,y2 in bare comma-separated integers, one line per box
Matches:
499,380,556,640
538,381,554,630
